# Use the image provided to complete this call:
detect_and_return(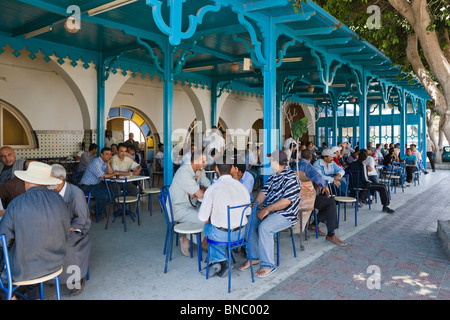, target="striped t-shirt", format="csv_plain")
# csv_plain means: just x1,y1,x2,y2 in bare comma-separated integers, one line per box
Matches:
261,166,301,225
